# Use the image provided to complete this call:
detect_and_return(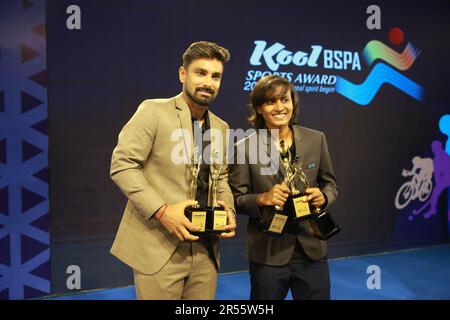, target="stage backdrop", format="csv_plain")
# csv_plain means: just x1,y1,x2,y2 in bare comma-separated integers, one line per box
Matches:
1,0,449,298
0,0,49,300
